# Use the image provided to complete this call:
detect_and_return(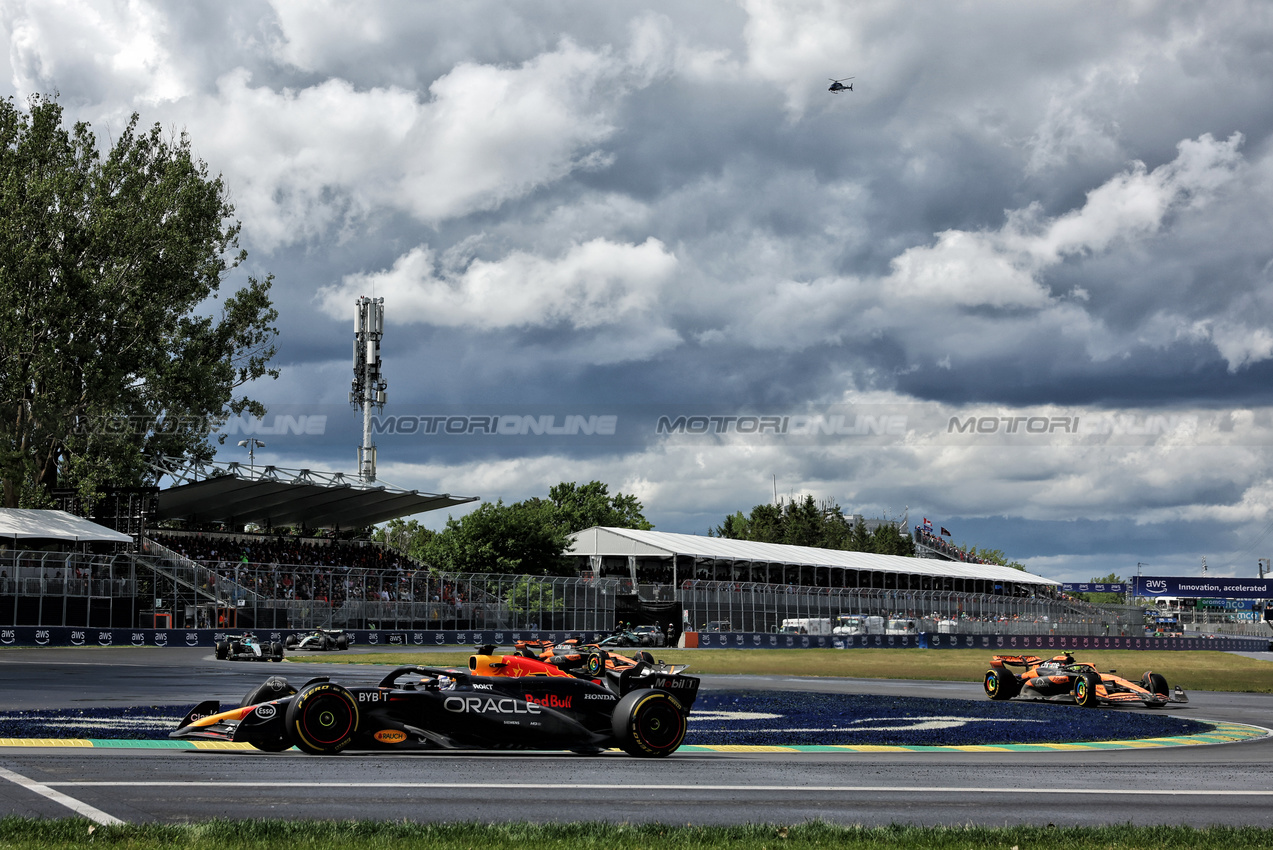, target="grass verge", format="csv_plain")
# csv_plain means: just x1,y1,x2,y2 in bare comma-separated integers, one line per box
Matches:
7,818,1273,849
289,647,1273,693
